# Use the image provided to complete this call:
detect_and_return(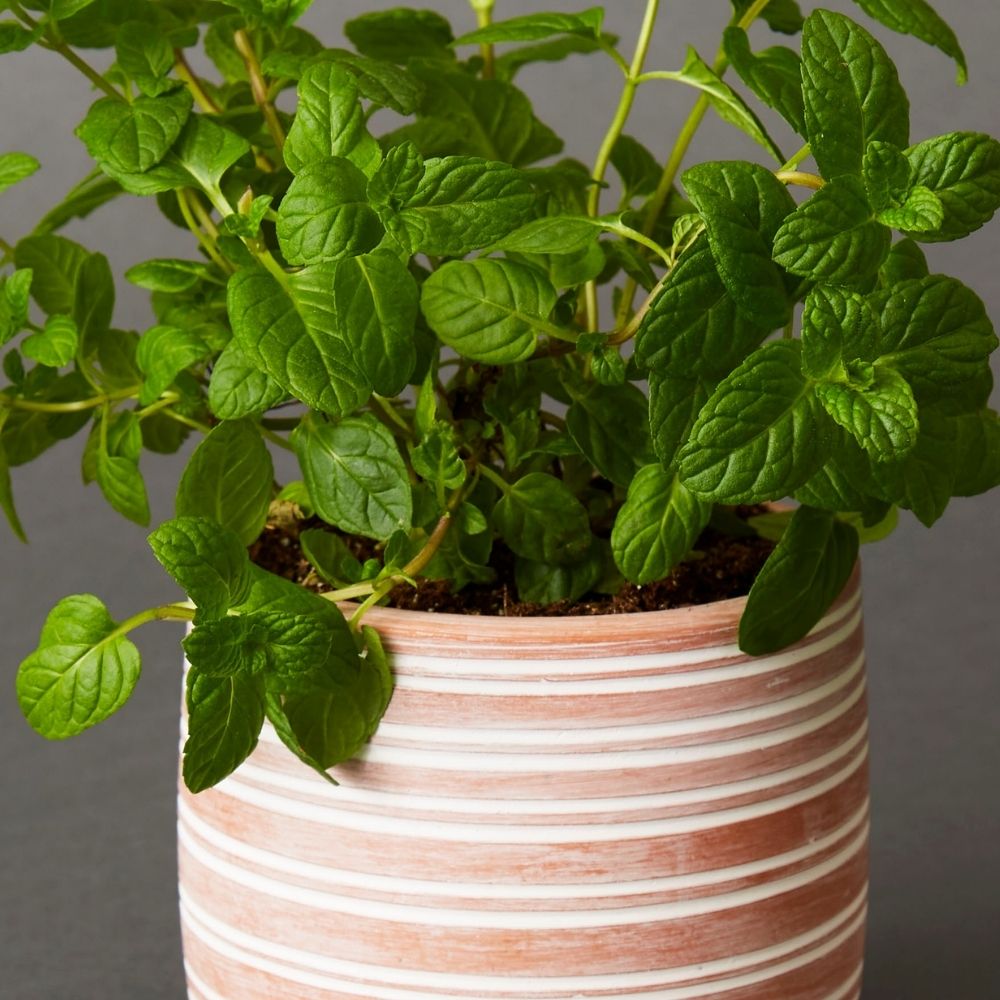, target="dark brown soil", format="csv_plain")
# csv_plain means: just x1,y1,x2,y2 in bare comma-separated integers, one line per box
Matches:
250,503,774,617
